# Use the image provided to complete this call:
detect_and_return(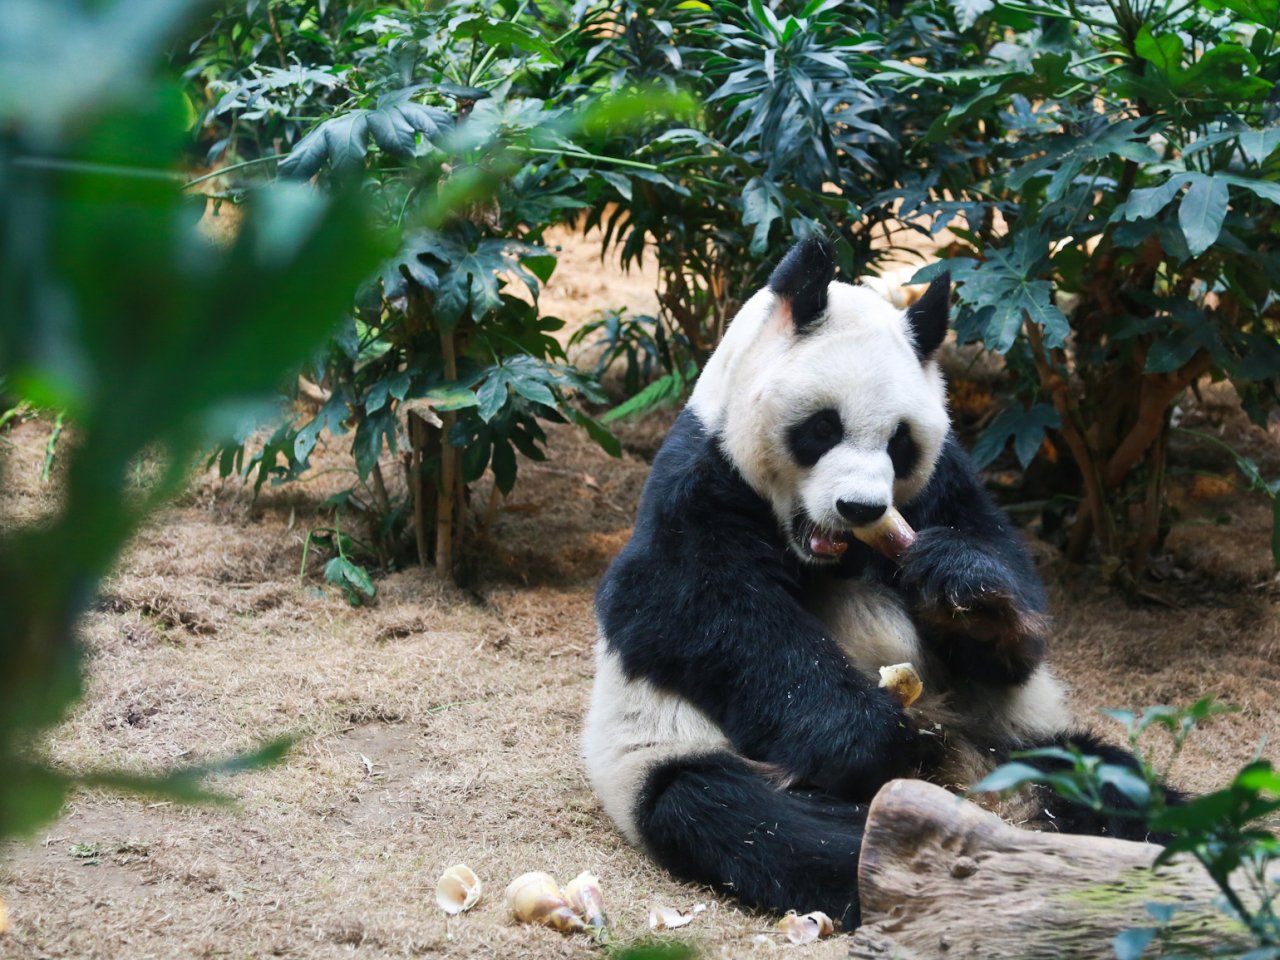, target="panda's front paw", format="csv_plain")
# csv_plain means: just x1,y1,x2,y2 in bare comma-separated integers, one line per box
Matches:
899,528,1047,666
